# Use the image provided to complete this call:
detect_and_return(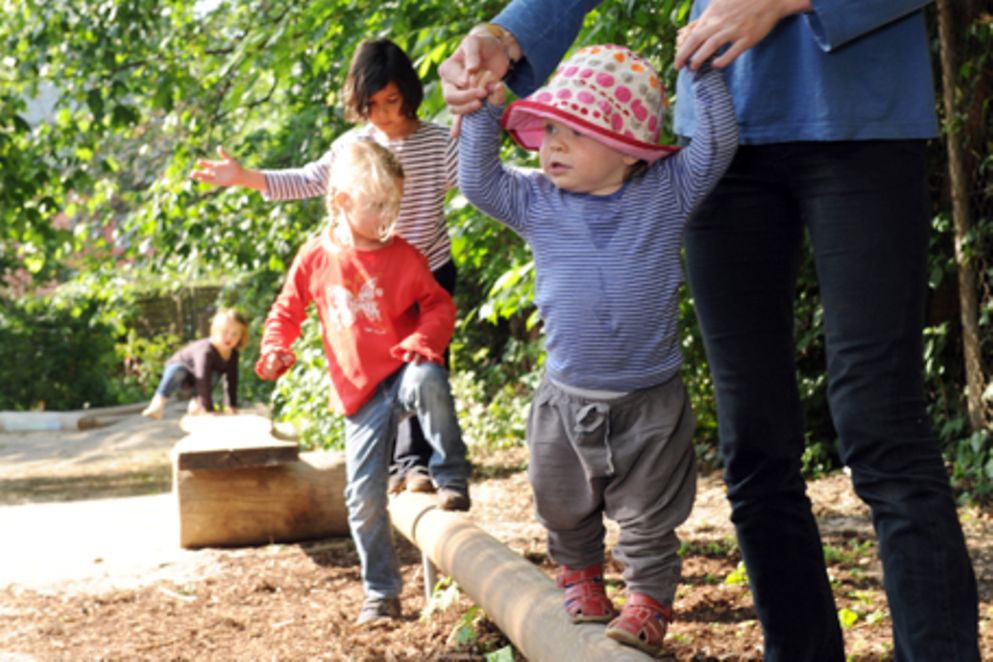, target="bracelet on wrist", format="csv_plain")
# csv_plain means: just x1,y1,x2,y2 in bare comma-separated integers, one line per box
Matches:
469,22,522,76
